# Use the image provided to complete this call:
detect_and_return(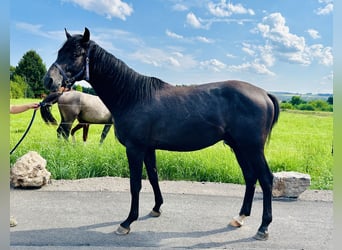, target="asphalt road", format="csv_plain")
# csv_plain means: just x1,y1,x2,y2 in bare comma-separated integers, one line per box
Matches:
10,177,333,249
